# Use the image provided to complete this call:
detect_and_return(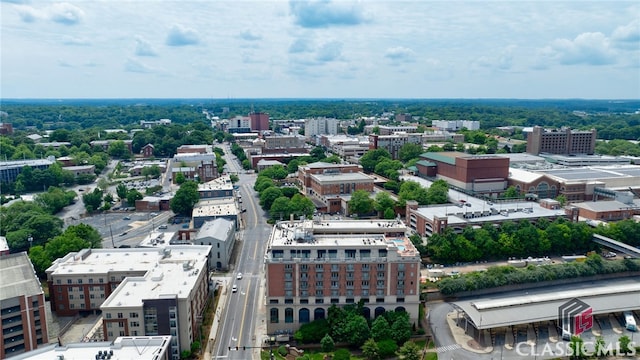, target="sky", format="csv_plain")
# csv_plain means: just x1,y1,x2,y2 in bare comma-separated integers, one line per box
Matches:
1,1,639,99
